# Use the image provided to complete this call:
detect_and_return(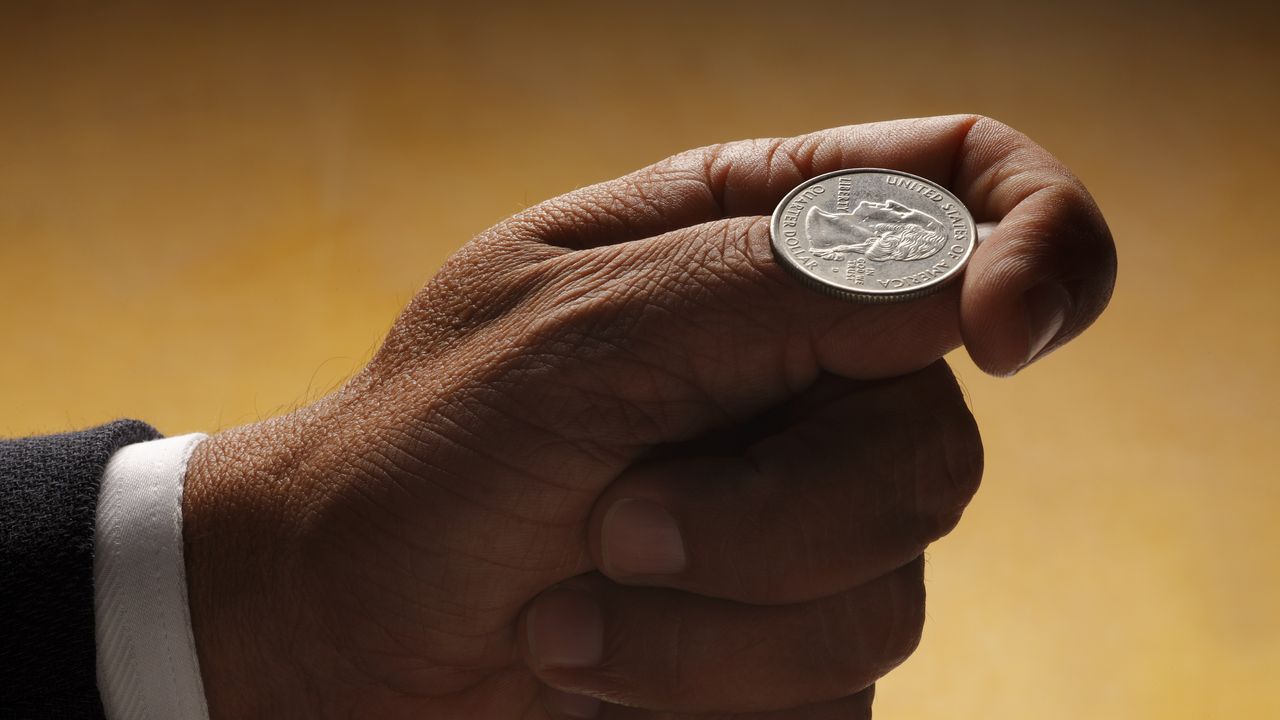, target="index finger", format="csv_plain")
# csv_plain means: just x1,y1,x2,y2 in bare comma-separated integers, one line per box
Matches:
508,115,1116,375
